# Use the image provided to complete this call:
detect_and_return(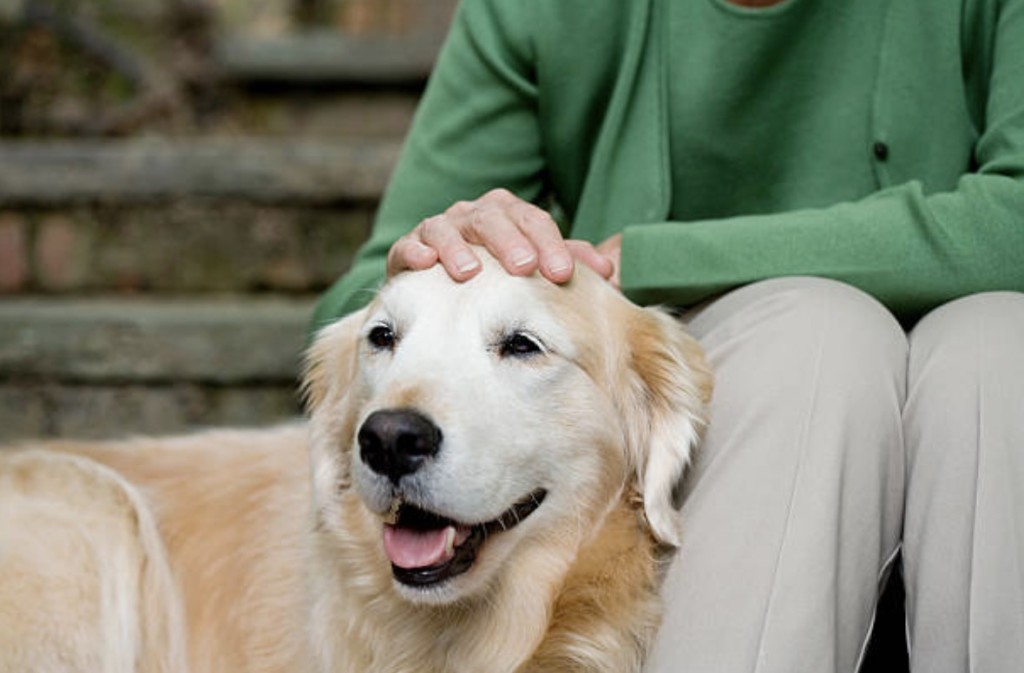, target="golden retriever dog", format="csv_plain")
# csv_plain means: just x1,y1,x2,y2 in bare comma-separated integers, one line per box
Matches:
0,251,711,673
